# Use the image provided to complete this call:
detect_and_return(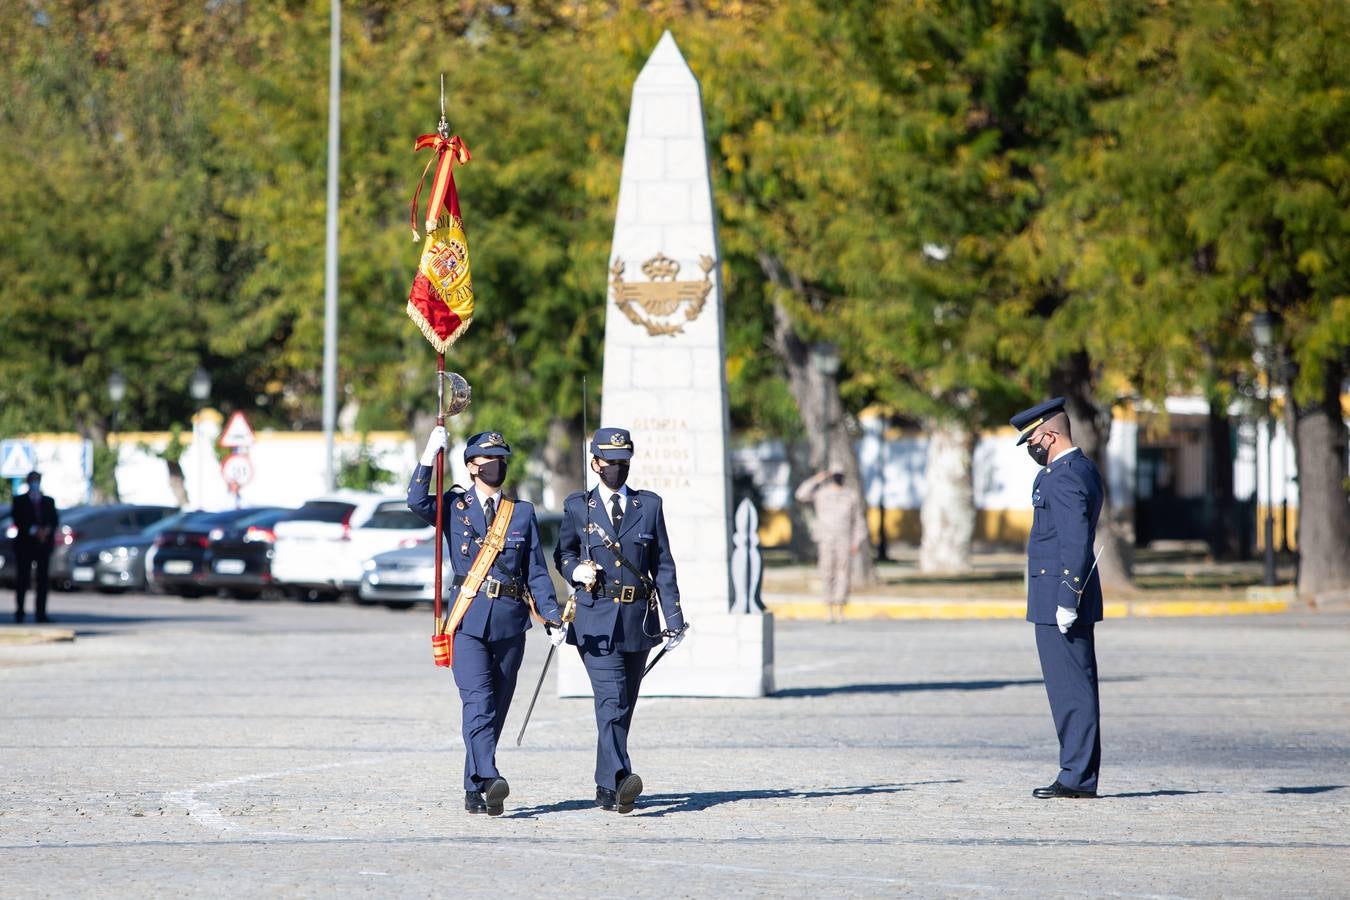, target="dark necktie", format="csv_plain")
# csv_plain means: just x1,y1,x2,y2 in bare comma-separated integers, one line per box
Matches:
610,493,624,534
483,497,496,530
